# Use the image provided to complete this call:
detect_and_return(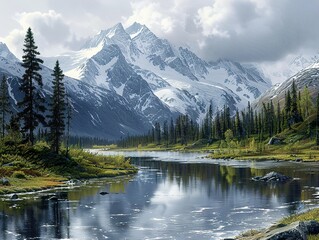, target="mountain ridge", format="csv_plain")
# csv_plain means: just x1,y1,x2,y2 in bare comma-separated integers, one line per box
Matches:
43,22,271,123
1,22,274,139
